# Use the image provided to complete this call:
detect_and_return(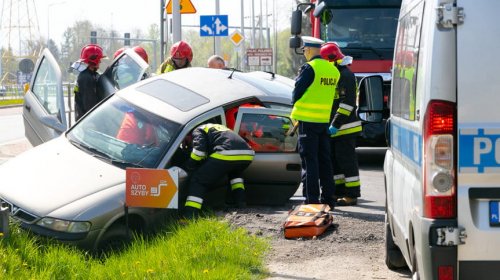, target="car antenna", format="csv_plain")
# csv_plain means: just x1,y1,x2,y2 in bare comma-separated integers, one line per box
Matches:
227,68,237,79
264,71,275,79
